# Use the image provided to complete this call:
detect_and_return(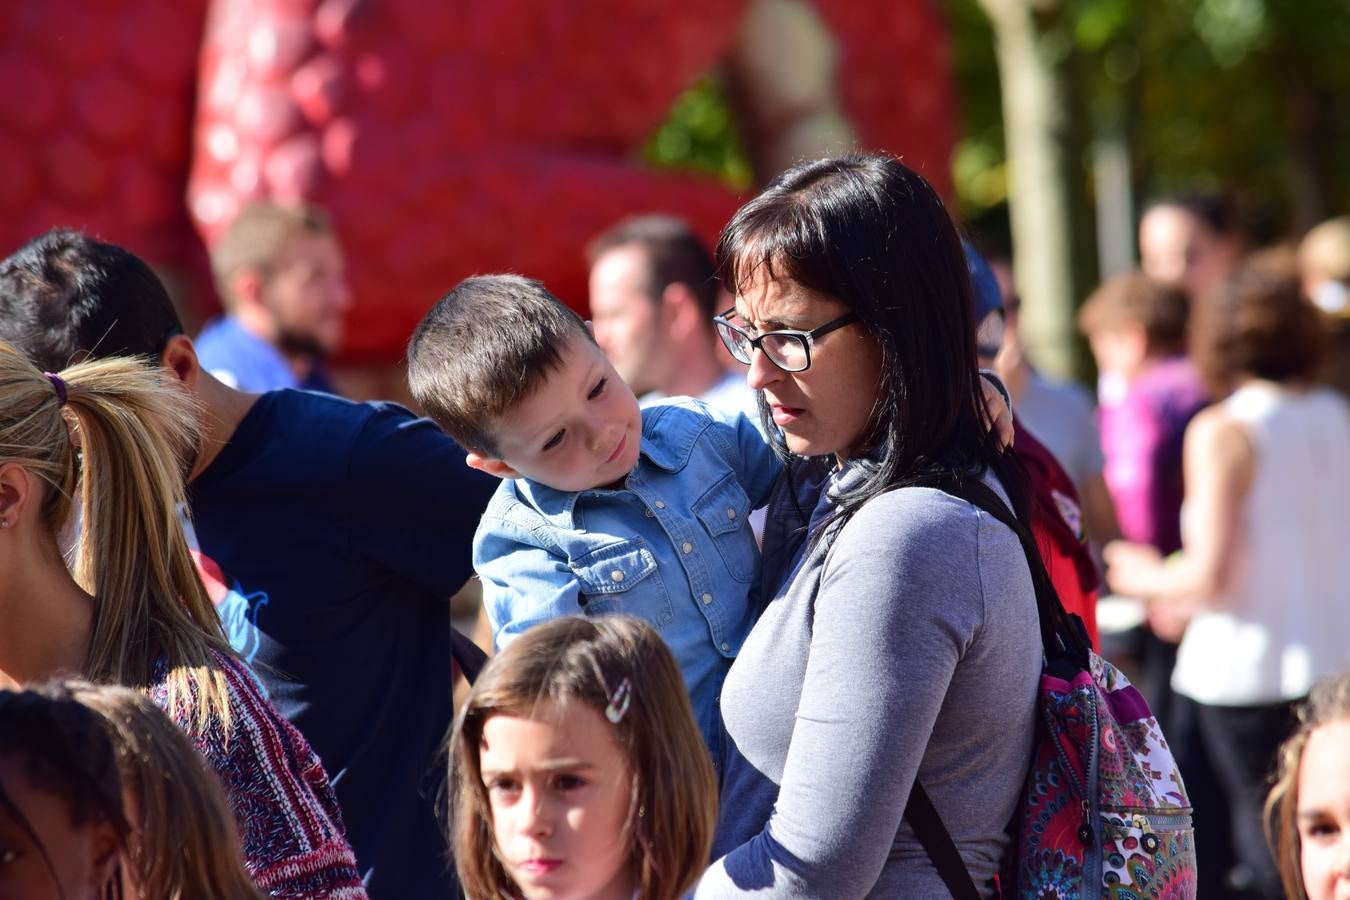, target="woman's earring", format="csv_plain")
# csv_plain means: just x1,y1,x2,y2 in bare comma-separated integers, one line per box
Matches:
0,518,9,528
